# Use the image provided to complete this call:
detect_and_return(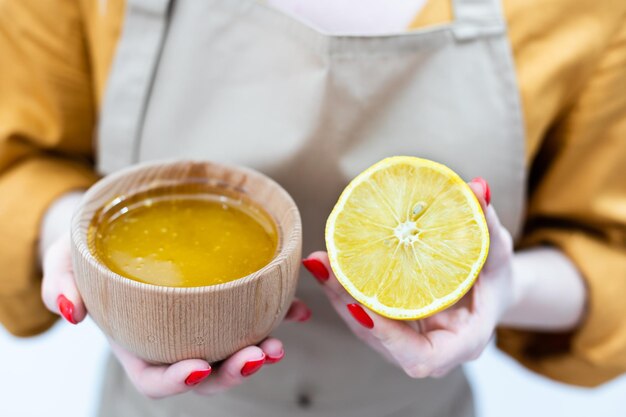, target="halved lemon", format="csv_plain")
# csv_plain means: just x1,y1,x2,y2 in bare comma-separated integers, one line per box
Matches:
325,156,489,320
